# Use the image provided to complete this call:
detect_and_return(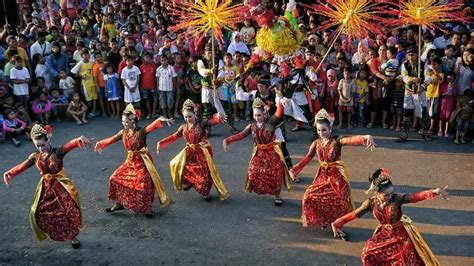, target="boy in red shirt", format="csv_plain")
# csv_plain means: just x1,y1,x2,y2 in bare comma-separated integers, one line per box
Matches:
139,52,158,118
92,52,107,117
